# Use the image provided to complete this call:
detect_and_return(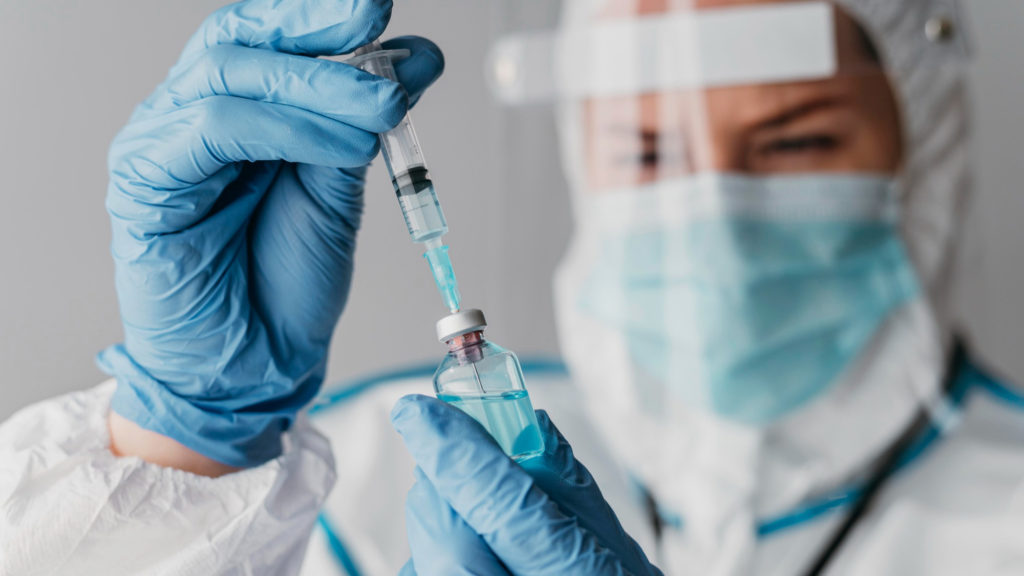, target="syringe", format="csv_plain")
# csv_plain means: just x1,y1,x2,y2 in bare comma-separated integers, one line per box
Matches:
349,41,461,313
